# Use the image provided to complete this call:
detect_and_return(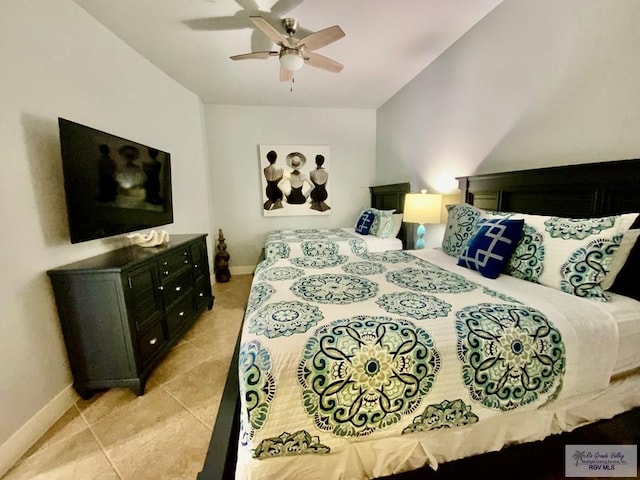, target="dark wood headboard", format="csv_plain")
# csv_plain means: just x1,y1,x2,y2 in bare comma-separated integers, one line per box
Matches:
457,158,640,300
458,158,640,217
370,182,411,248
